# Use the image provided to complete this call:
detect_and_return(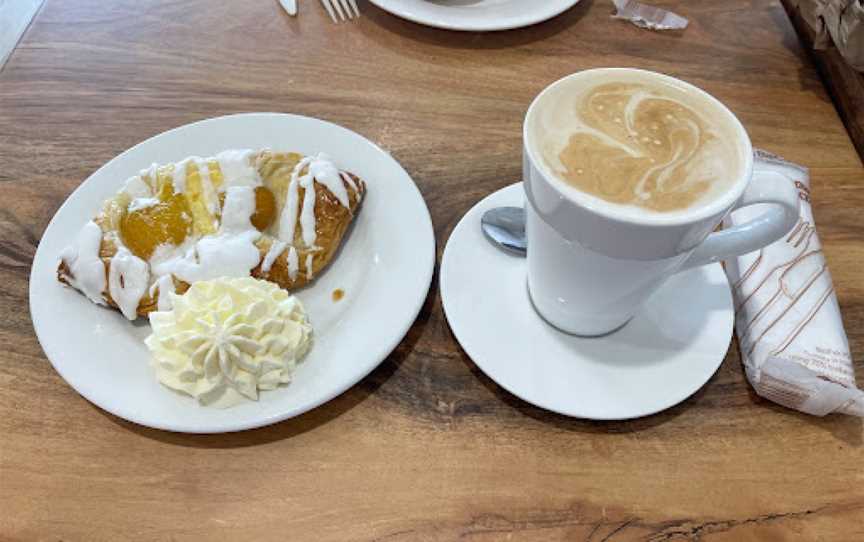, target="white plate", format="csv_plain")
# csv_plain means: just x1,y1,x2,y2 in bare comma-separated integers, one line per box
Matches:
440,183,734,420
30,113,435,433
368,0,581,32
